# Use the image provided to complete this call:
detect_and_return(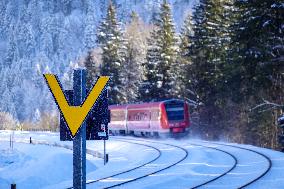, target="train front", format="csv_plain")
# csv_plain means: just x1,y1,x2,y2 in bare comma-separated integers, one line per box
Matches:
162,99,190,134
